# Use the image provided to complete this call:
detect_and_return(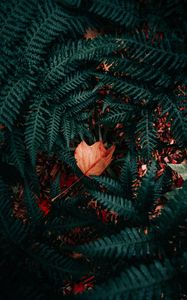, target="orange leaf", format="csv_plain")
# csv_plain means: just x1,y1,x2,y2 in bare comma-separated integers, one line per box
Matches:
74,140,115,176
83,28,100,40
